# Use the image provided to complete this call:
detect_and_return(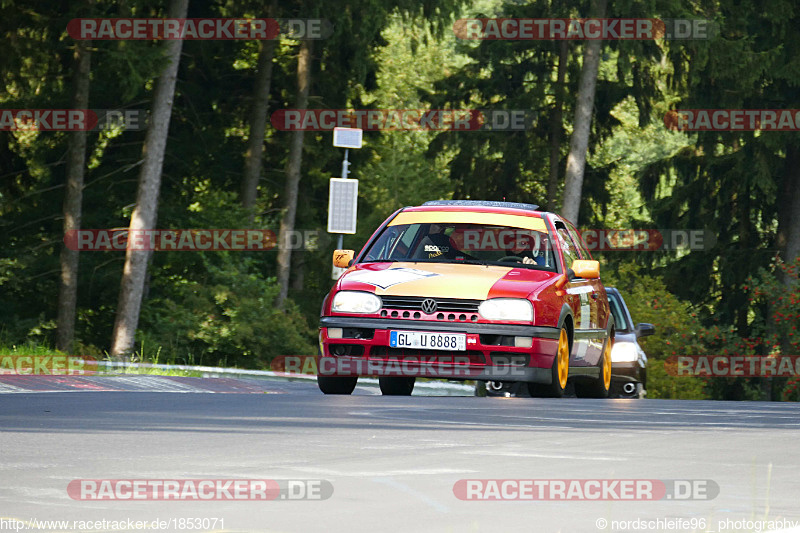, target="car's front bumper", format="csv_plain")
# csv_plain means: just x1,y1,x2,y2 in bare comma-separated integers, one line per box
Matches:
319,316,560,383
611,361,645,383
